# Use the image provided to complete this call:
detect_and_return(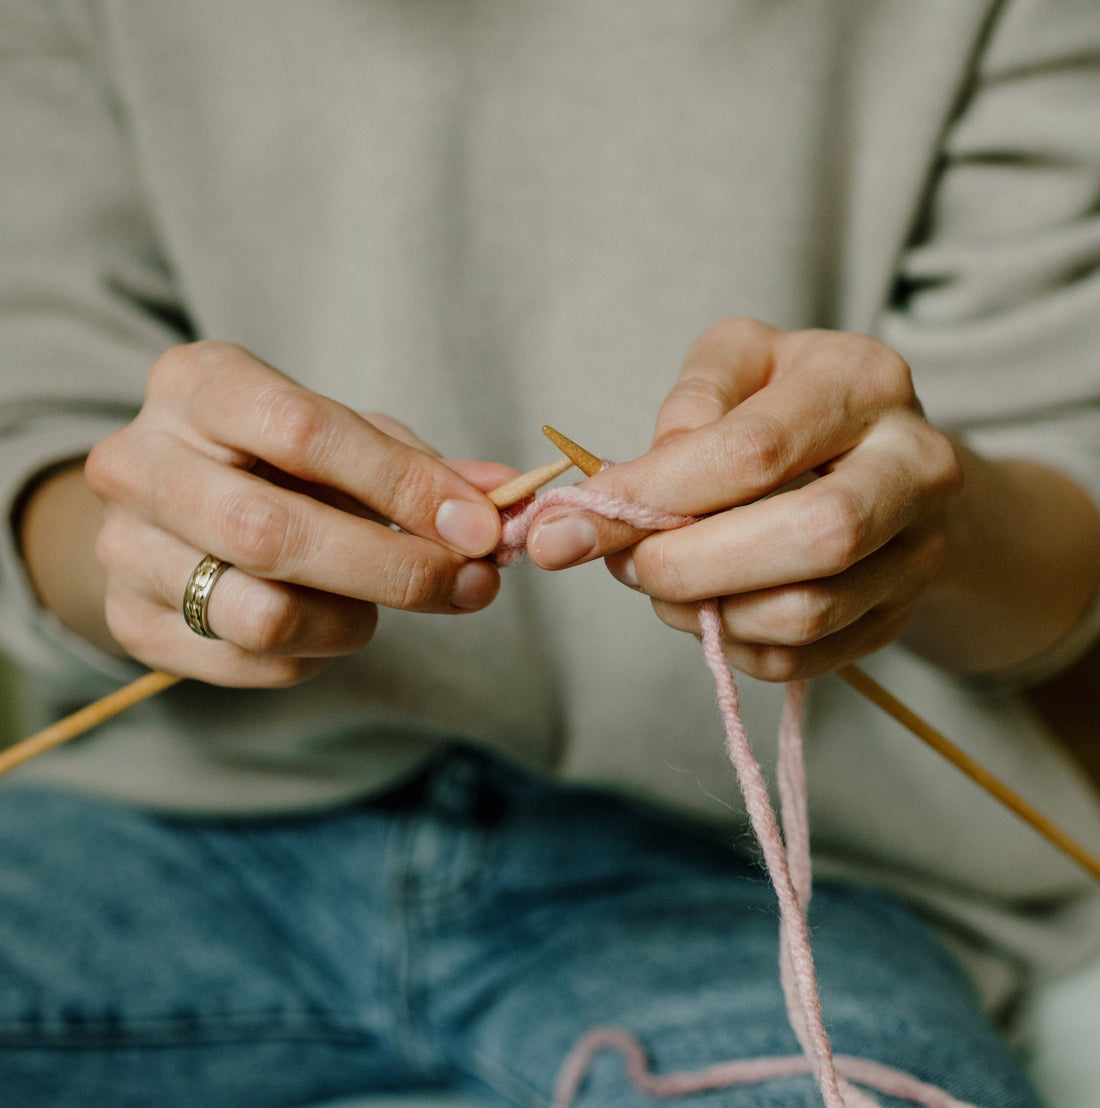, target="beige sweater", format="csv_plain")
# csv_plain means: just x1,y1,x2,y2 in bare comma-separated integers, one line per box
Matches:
1,0,1099,1014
